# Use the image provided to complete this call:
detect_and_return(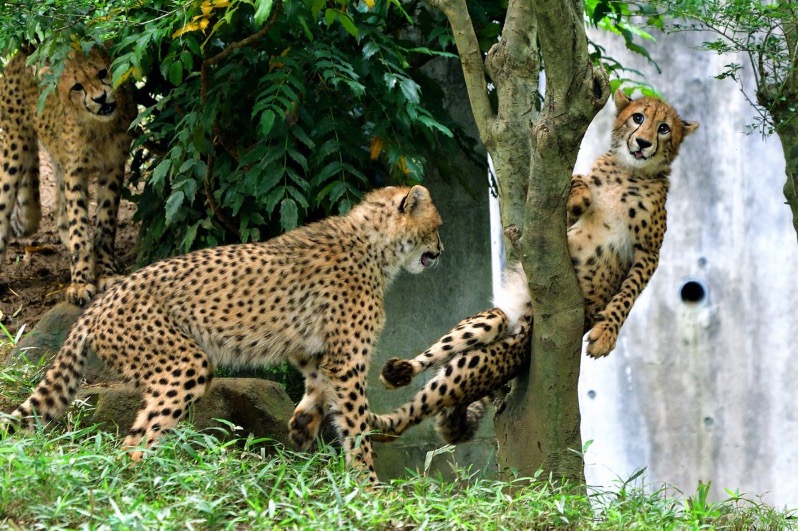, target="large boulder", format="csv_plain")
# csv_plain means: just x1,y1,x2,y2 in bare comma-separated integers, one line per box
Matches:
78,378,295,448
7,302,118,383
